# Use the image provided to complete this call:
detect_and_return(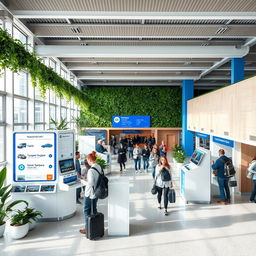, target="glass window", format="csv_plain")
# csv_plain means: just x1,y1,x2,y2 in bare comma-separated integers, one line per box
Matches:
49,105,56,121
0,126,4,162
50,91,56,104
14,71,27,97
61,98,67,106
60,69,67,79
0,72,5,91
35,87,44,101
35,102,44,123
13,125,27,131
49,59,56,71
0,96,3,121
35,124,44,131
14,98,27,123
61,107,67,119
67,108,70,122
13,27,27,45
